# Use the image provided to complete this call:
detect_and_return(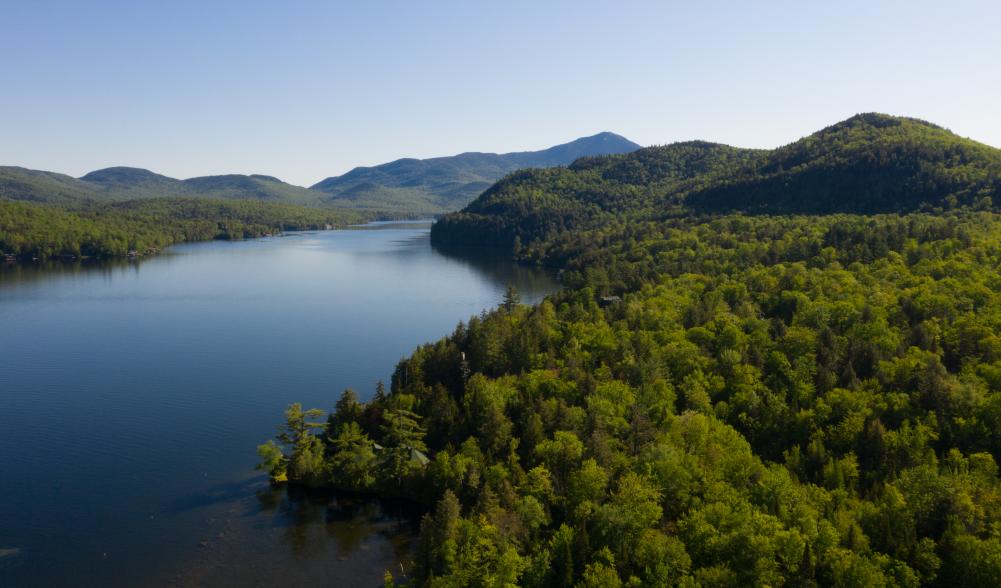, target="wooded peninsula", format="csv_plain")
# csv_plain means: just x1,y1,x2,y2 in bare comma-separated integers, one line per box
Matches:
260,115,1001,587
